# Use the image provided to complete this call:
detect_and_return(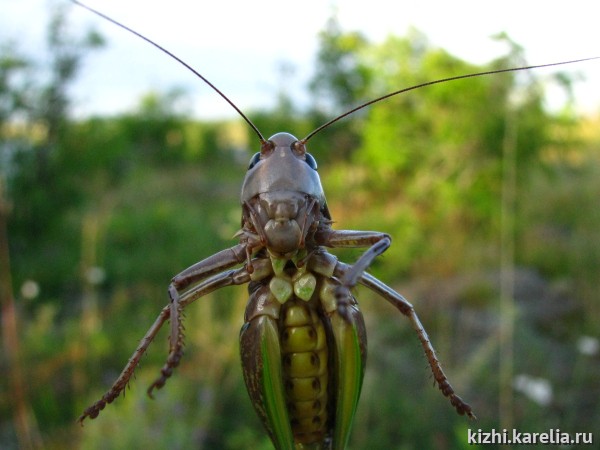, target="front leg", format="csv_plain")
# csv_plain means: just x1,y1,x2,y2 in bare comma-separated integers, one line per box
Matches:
78,244,249,424
146,266,251,396
78,304,170,423
315,228,391,319
145,243,248,395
